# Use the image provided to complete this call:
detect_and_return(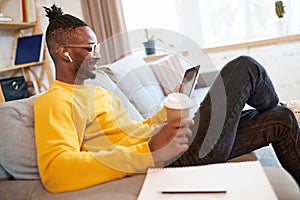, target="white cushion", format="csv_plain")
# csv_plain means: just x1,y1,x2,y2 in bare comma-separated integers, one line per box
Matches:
85,69,144,121
106,55,166,118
